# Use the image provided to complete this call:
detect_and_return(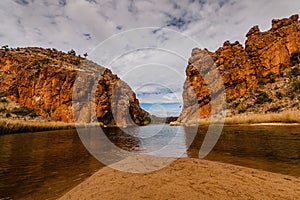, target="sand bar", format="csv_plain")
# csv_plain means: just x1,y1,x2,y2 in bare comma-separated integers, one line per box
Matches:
59,157,300,200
